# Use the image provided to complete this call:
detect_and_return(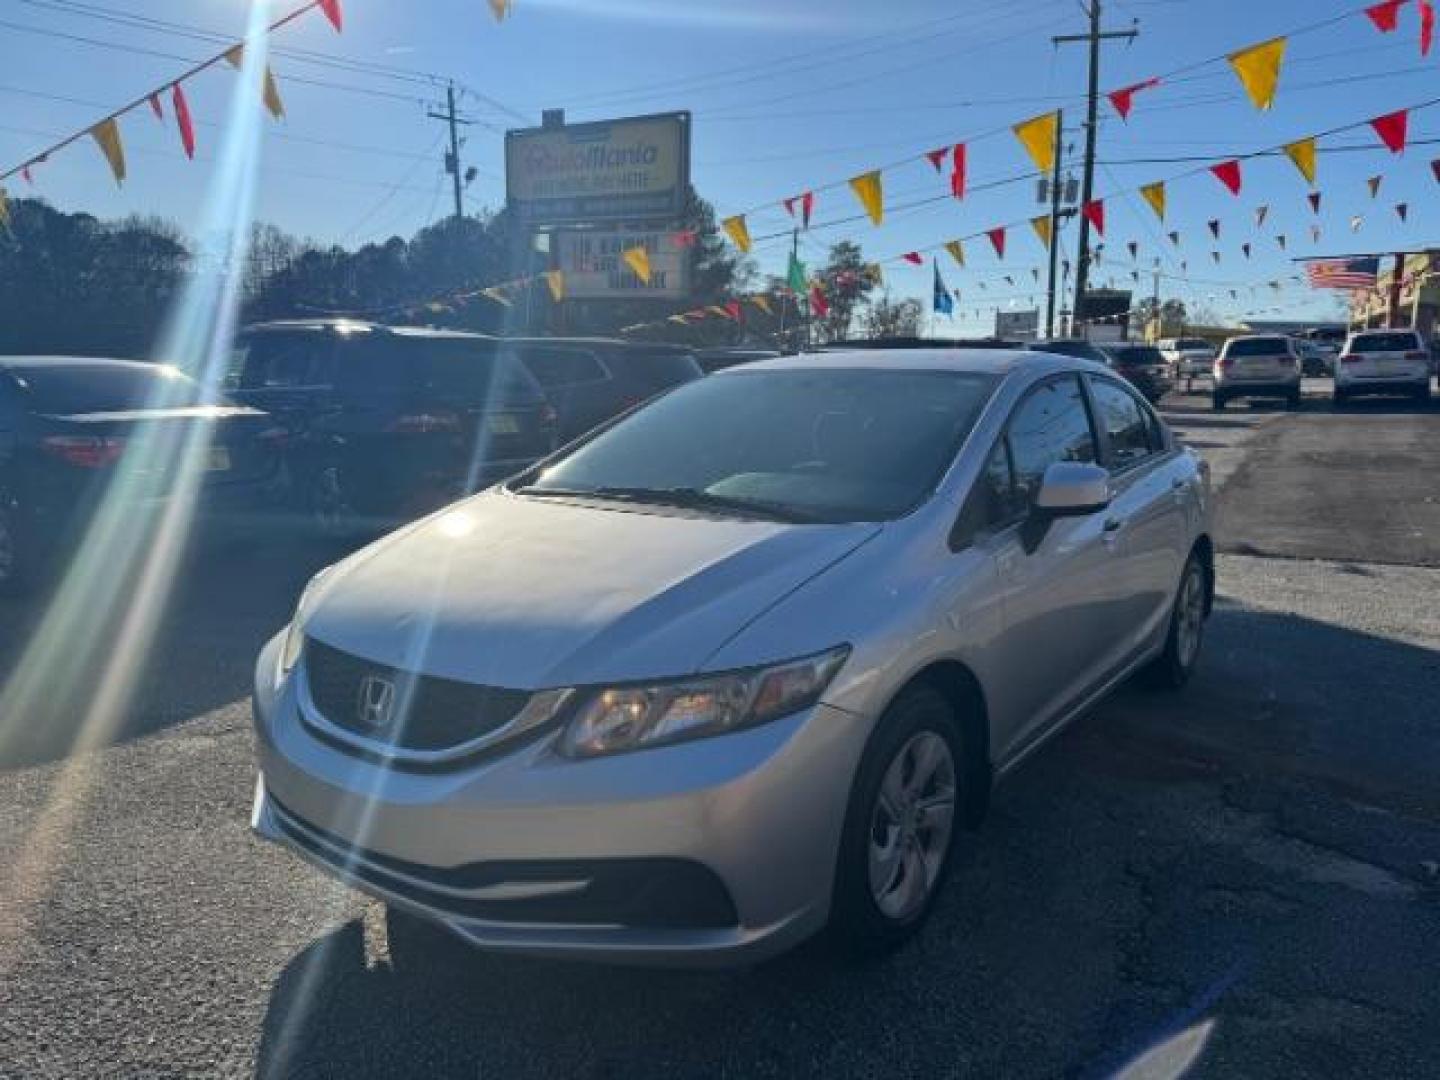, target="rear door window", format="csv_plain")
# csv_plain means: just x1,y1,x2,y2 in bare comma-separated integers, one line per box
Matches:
353,337,544,407
11,364,209,414
230,333,335,390
1226,338,1290,357
520,347,609,389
